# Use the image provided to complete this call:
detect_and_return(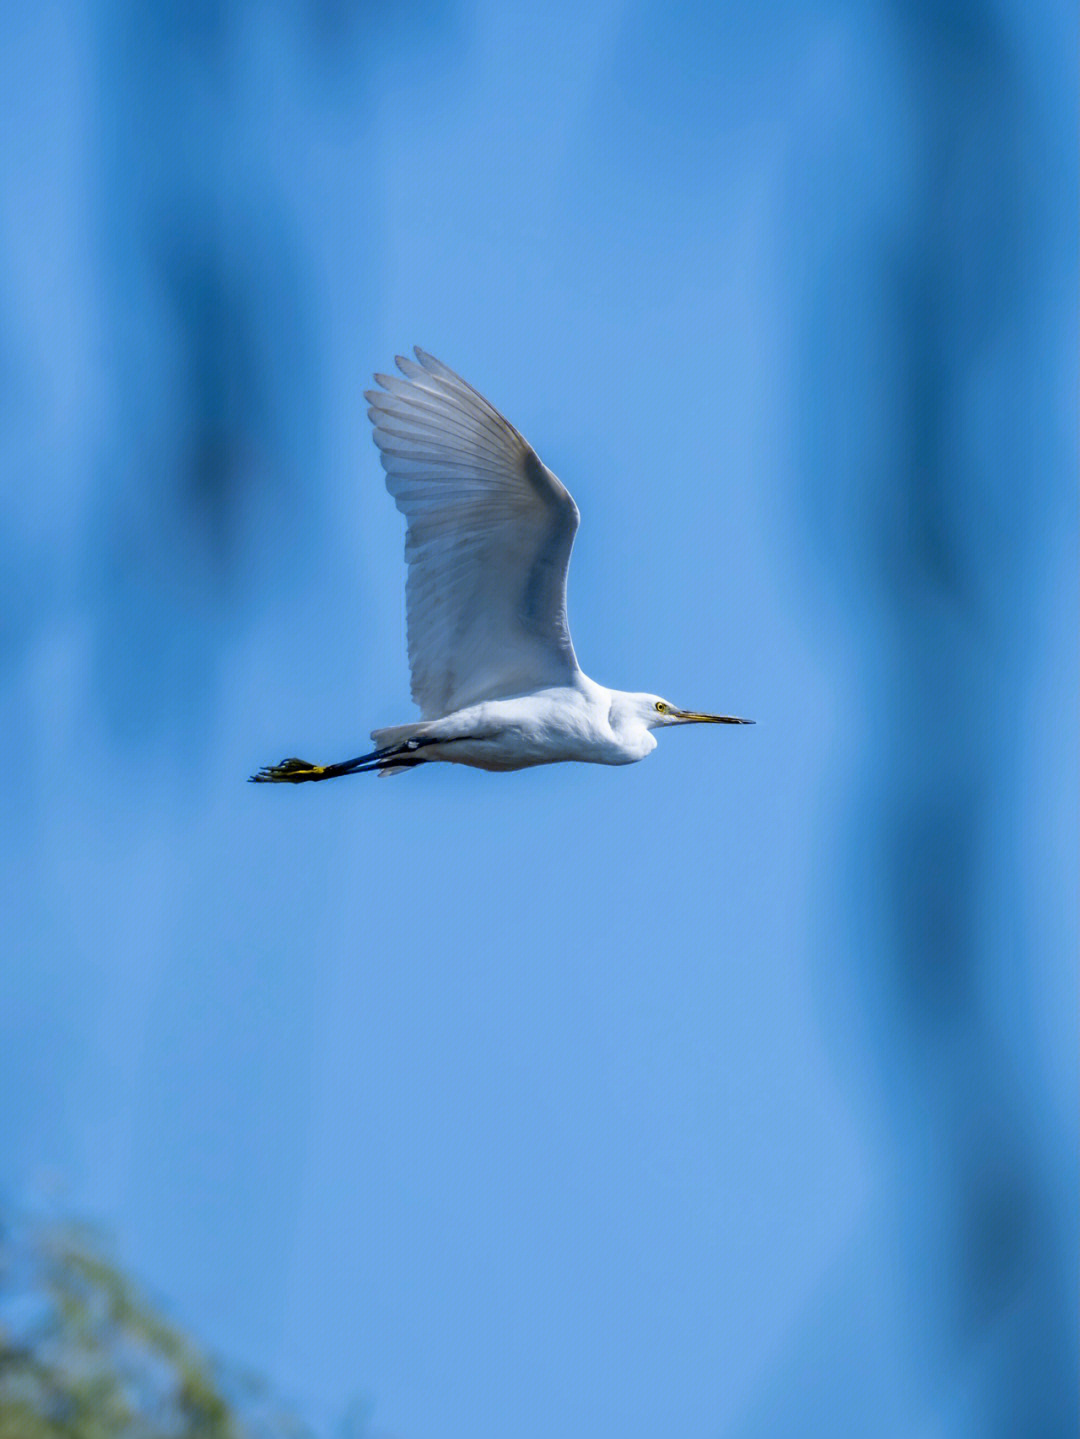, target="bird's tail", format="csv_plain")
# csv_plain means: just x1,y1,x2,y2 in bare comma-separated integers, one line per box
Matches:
369,722,436,777
369,722,429,752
